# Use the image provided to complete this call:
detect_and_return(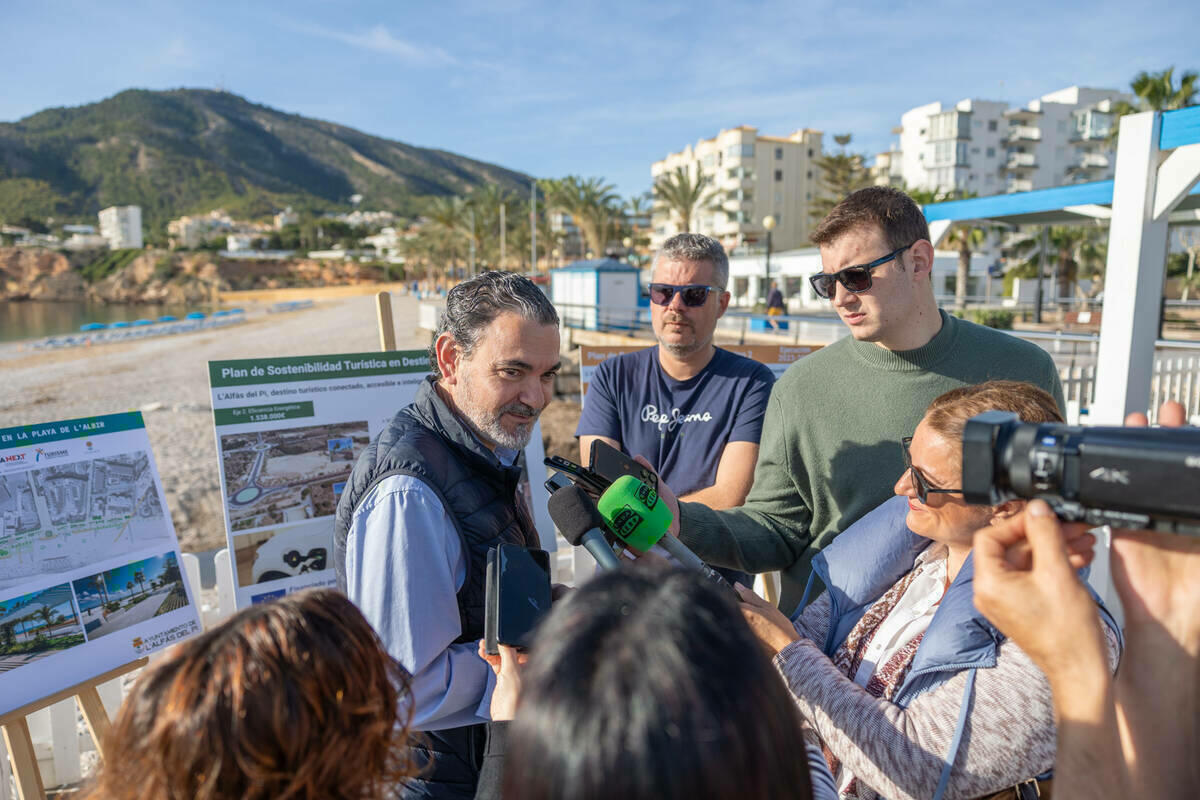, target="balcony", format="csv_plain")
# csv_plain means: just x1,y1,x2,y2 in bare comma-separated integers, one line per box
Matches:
1003,152,1037,171
1066,153,1110,173
1006,126,1042,143
1006,178,1034,193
